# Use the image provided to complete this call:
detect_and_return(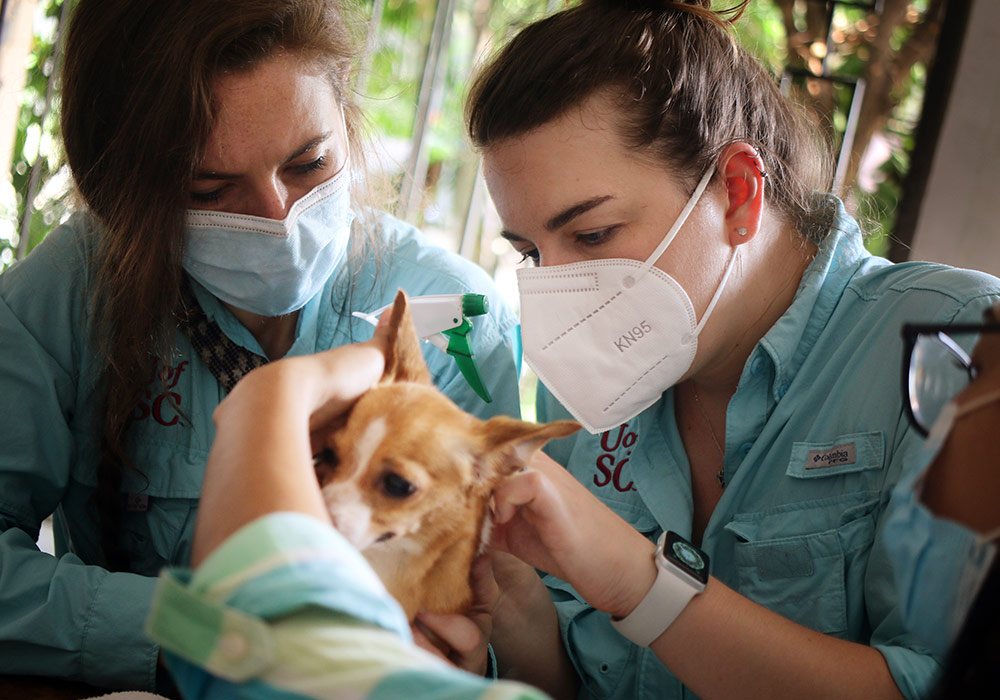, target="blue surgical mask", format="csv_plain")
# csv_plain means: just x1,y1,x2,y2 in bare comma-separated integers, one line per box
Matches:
182,166,355,317
883,389,1000,659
